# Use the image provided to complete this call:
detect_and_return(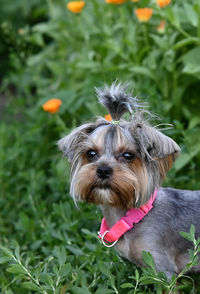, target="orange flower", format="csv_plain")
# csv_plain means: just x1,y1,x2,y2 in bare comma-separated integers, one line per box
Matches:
157,20,165,32
42,99,62,114
106,0,127,4
104,114,112,122
156,0,171,8
67,1,85,13
131,0,139,2
135,8,153,22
